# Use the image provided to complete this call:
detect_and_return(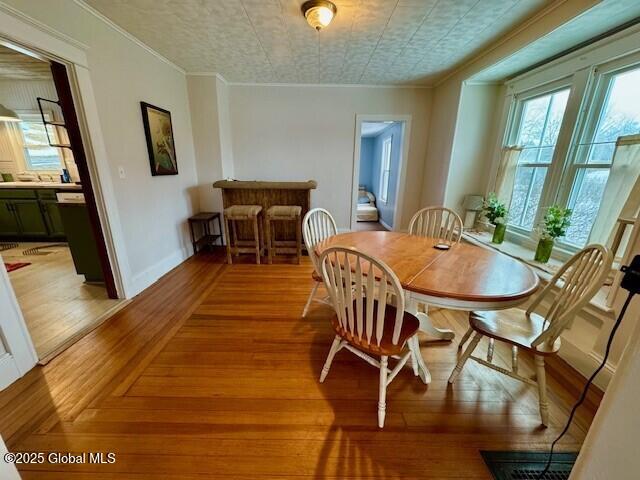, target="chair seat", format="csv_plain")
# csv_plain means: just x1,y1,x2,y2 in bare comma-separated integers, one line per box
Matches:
469,309,561,355
267,205,302,219
224,205,262,219
331,300,419,356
